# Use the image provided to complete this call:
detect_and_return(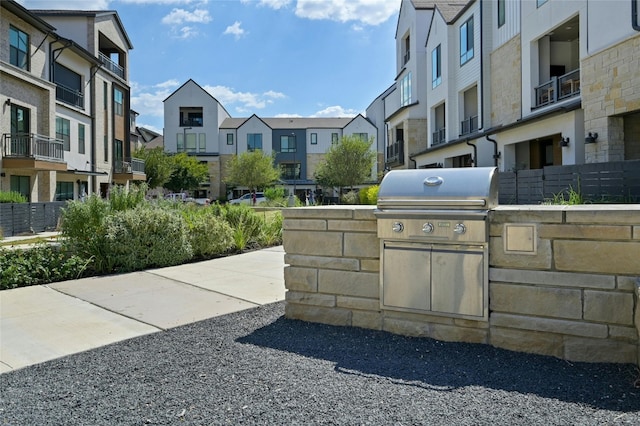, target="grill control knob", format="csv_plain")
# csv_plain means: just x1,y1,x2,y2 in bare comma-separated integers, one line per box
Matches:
422,222,434,234
392,221,404,233
453,223,467,234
